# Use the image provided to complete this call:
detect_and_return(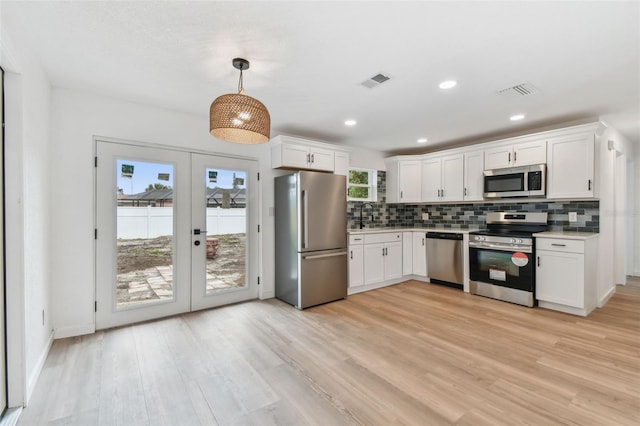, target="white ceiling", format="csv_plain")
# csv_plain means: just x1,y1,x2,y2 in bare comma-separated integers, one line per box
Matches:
2,1,639,154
